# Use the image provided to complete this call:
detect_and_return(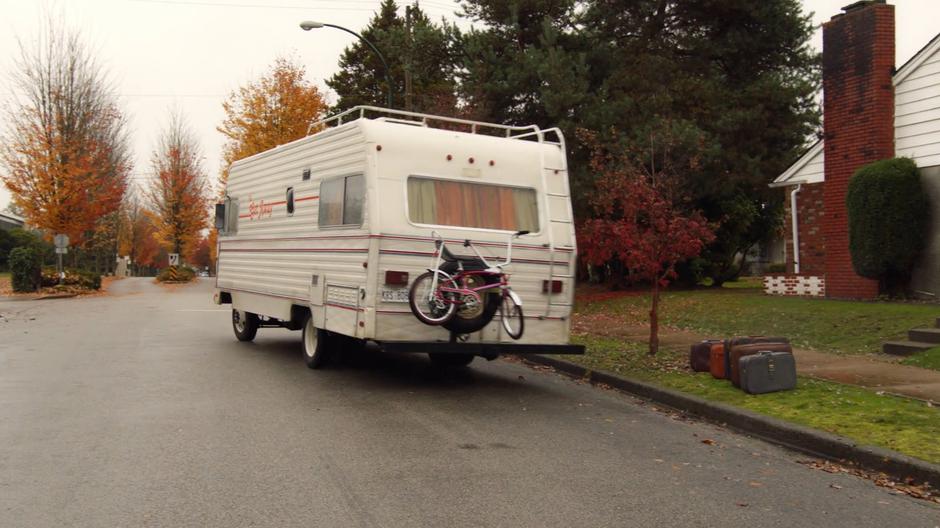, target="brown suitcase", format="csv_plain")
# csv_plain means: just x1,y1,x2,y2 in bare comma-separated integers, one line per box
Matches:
729,342,793,387
690,340,721,372
709,342,727,379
